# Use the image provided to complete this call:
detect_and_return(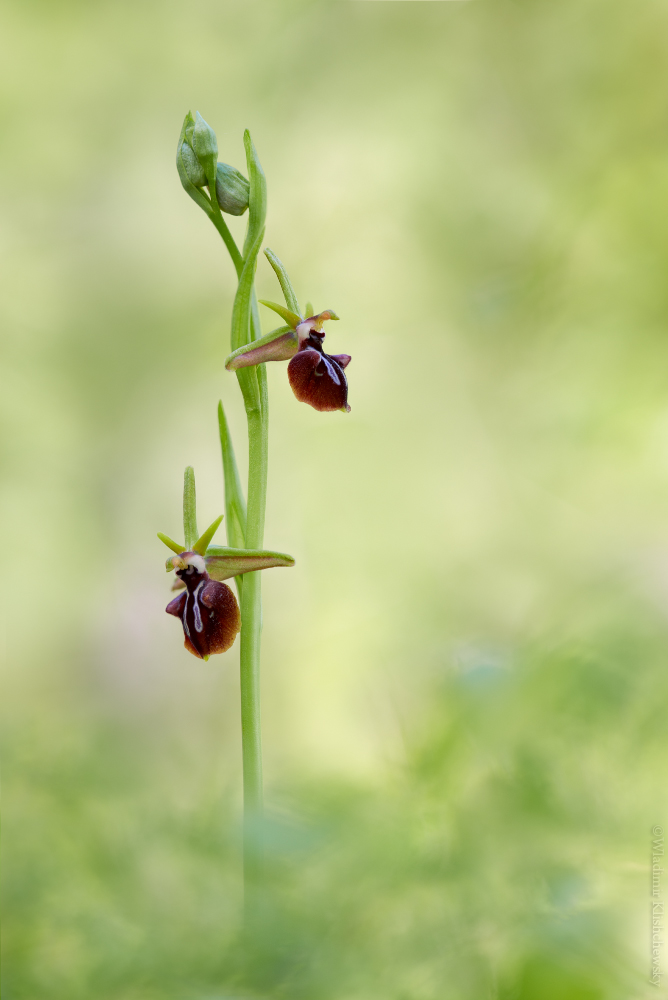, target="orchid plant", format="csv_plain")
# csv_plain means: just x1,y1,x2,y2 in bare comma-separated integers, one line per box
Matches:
158,113,351,894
